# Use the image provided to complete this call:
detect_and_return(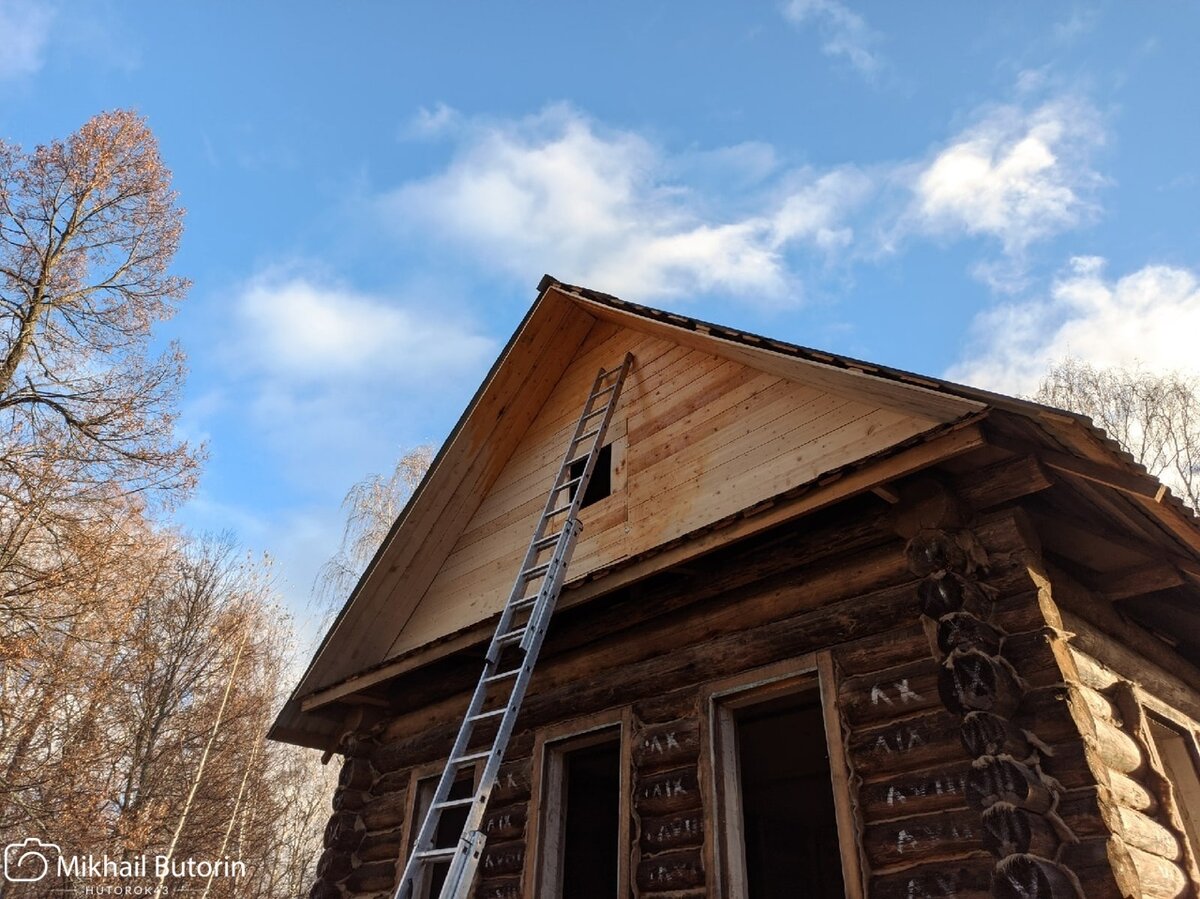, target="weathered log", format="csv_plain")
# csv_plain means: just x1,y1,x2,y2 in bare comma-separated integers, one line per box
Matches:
356,825,405,863
1076,682,1121,724
992,854,1082,899
955,454,1053,511
859,762,972,821
1091,716,1145,775
865,808,981,869
344,858,398,894
966,756,1055,813
632,686,699,723
1114,805,1182,861
338,755,377,791
1057,836,1127,899
961,711,1032,759
640,809,705,852
990,590,1052,637
937,612,1004,656
479,841,524,878
834,622,929,676
850,709,967,778
360,789,410,833
481,804,527,843
474,876,520,899
907,531,970,576
636,848,705,892
635,767,701,818
1110,839,1190,899
315,847,353,883
1001,631,1066,689
840,659,940,727
632,718,700,771
324,810,364,851
938,649,1023,718
373,769,409,796
1107,769,1158,814
870,856,993,899
981,802,1060,857
1068,647,1119,692
490,758,532,804
1054,788,1114,840
309,880,342,899
918,572,990,619
333,787,369,813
